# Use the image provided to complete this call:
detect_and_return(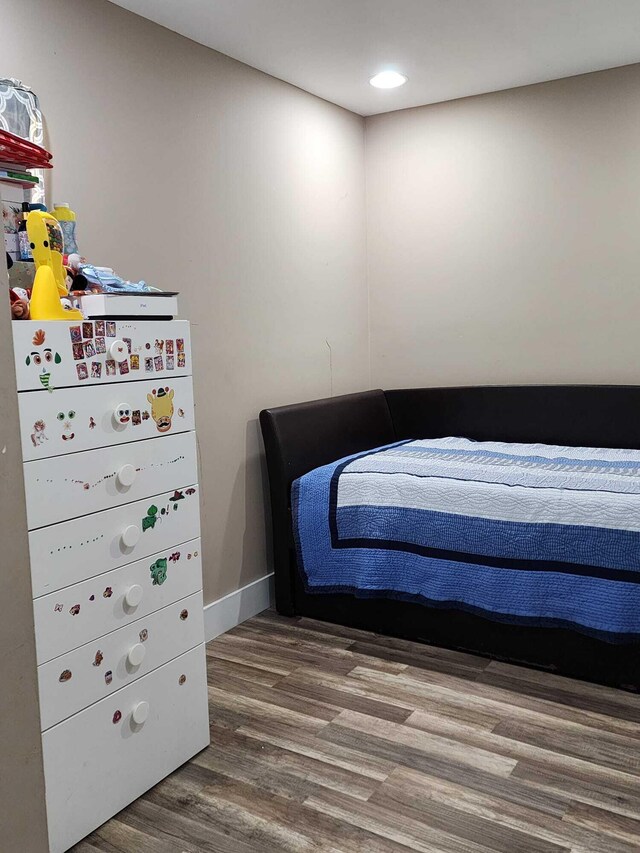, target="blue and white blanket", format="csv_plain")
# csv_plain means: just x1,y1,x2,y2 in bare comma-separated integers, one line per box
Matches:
292,437,640,642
